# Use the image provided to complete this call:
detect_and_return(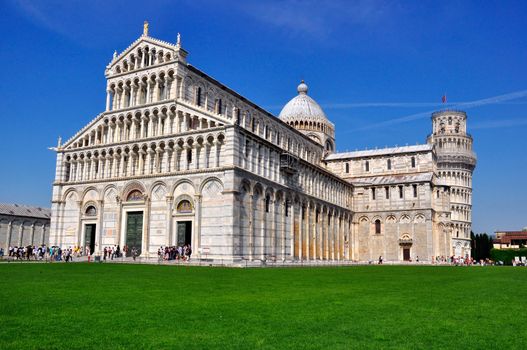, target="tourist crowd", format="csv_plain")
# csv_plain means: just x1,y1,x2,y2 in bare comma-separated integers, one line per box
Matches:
430,256,500,266
2,245,78,262
0,244,142,262
157,244,192,261
374,255,501,266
